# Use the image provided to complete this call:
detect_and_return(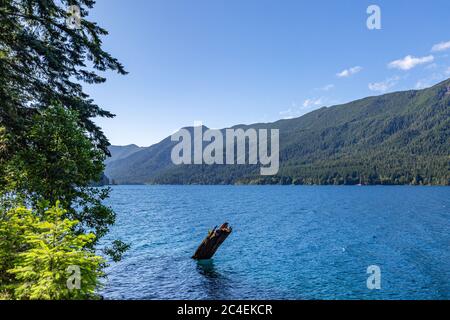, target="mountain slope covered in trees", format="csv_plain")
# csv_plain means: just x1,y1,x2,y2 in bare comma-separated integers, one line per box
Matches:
105,144,144,166
106,79,450,185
